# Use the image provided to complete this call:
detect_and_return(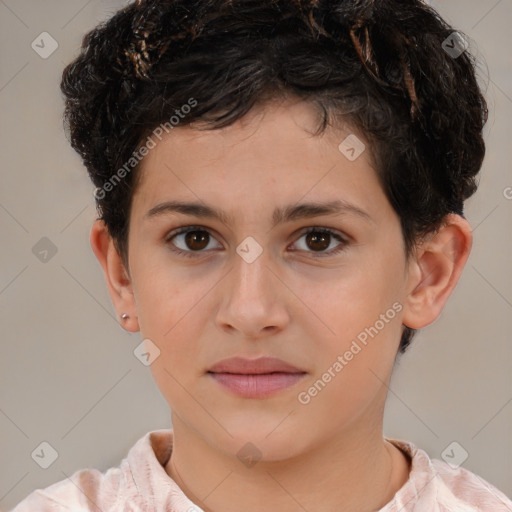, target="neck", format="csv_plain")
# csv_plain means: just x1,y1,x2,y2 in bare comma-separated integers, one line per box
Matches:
165,416,410,512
